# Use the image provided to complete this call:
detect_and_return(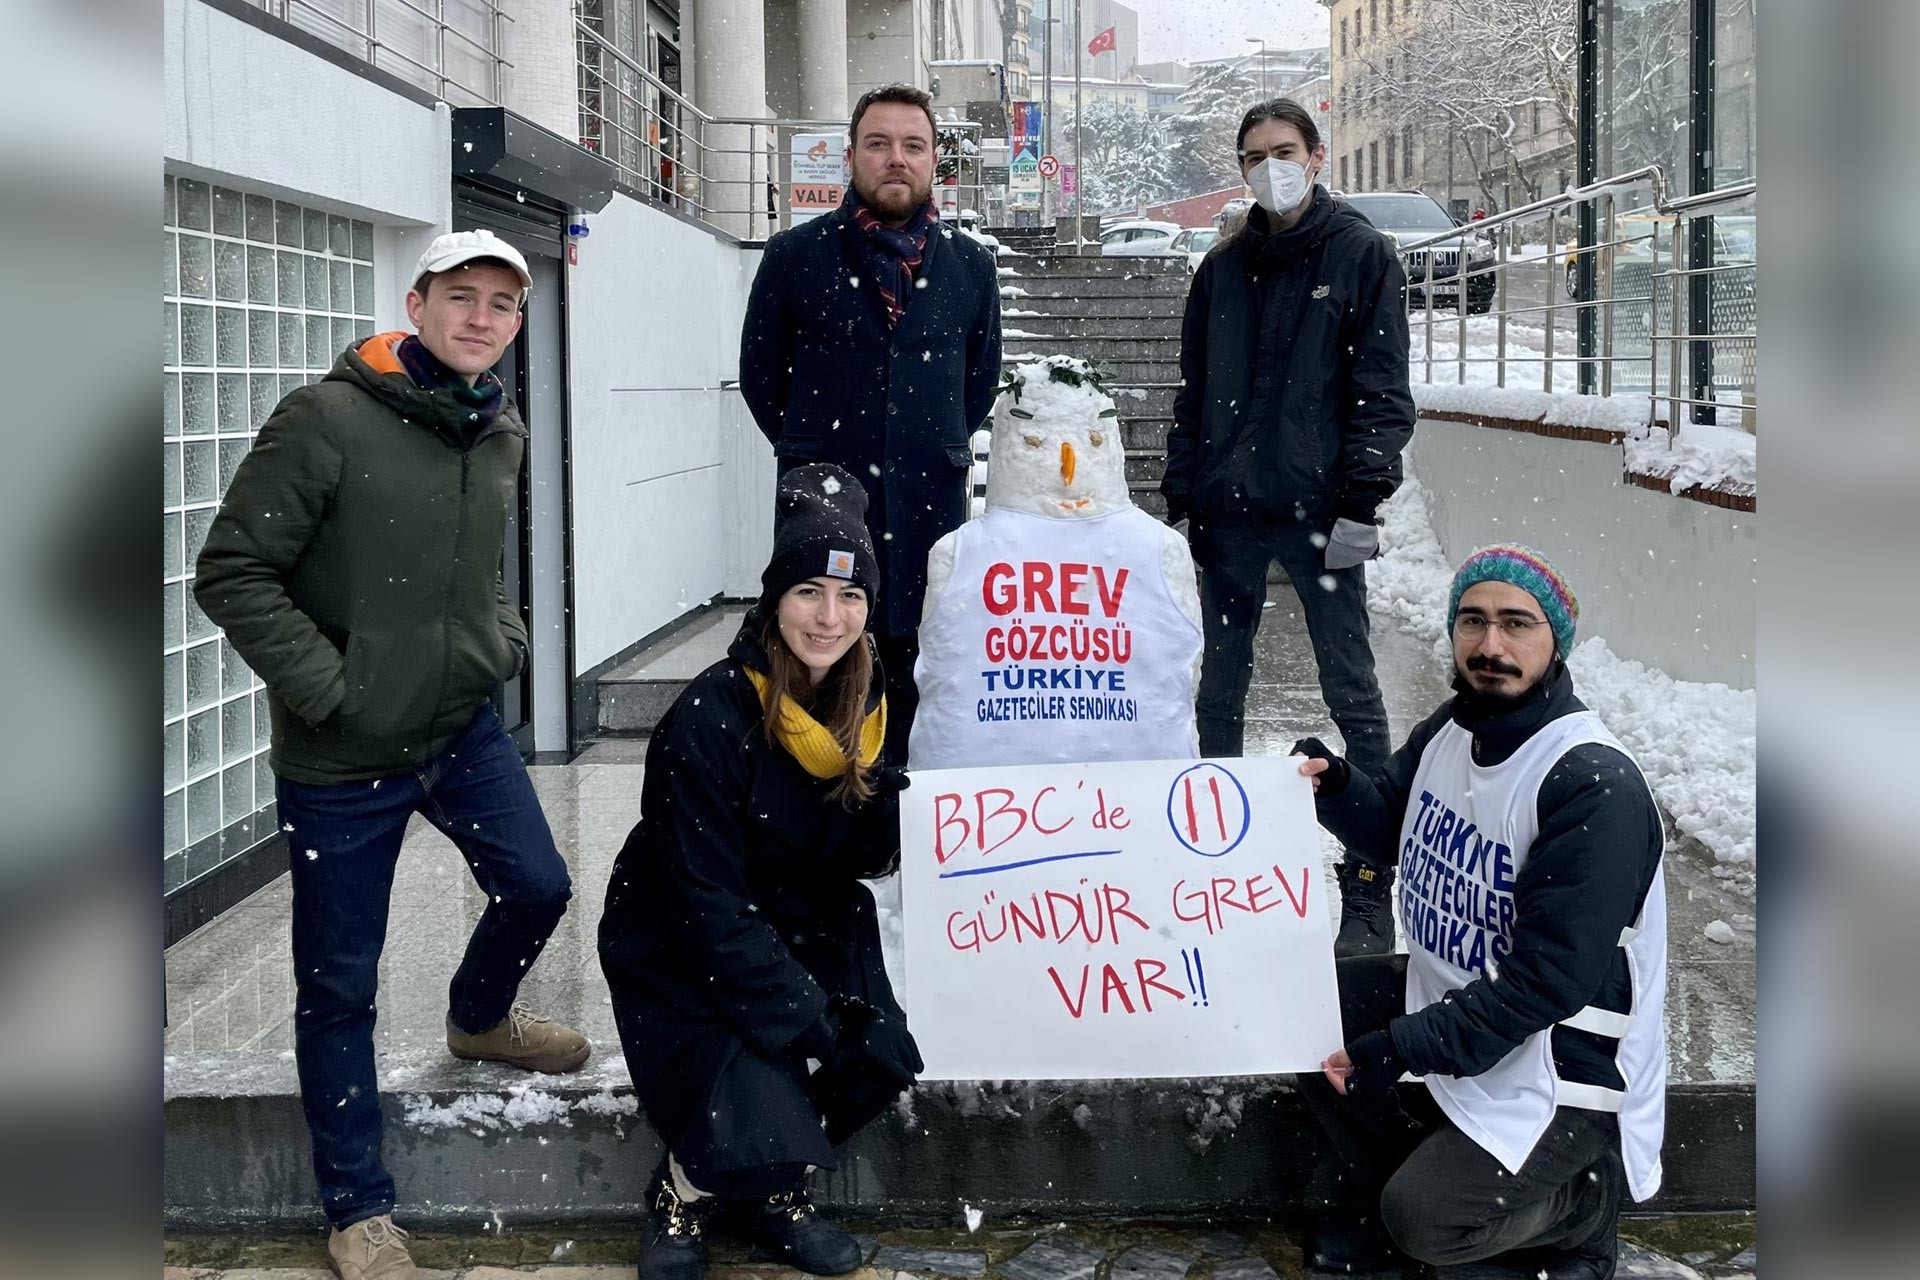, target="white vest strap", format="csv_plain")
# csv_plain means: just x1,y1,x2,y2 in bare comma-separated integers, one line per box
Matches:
1618,925,1639,945
1558,1005,1634,1039
1556,1080,1627,1114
